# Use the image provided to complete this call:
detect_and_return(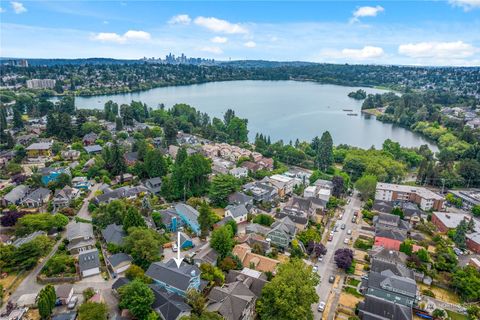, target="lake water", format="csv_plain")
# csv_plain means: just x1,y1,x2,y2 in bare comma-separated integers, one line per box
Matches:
74,80,437,150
